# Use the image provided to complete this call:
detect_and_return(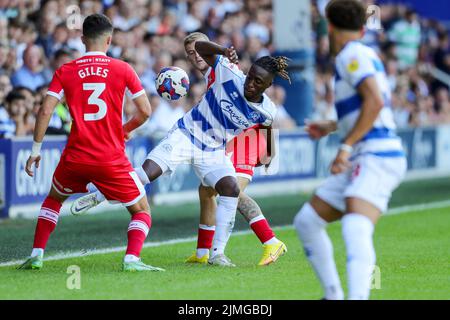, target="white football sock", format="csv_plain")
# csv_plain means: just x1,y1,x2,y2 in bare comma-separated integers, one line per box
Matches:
342,213,376,300
196,248,210,258
263,237,279,245
86,183,105,202
94,190,105,202
135,166,150,185
124,254,140,263
294,202,344,300
87,183,97,192
31,248,44,258
211,196,238,258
